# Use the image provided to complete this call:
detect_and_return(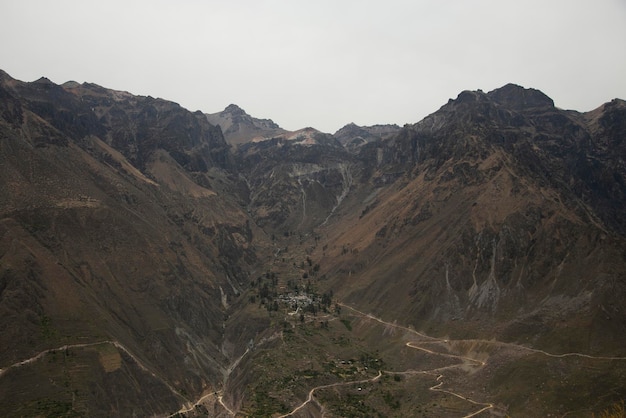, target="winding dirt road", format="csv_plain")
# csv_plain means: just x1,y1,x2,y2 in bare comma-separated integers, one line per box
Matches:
0,340,190,404
167,391,235,418
0,341,112,379
336,302,626,417
406,341,486,367
426,373,494,418
277,371,383,418
273,301,496,417
4,304,625,417
339,302,626,362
